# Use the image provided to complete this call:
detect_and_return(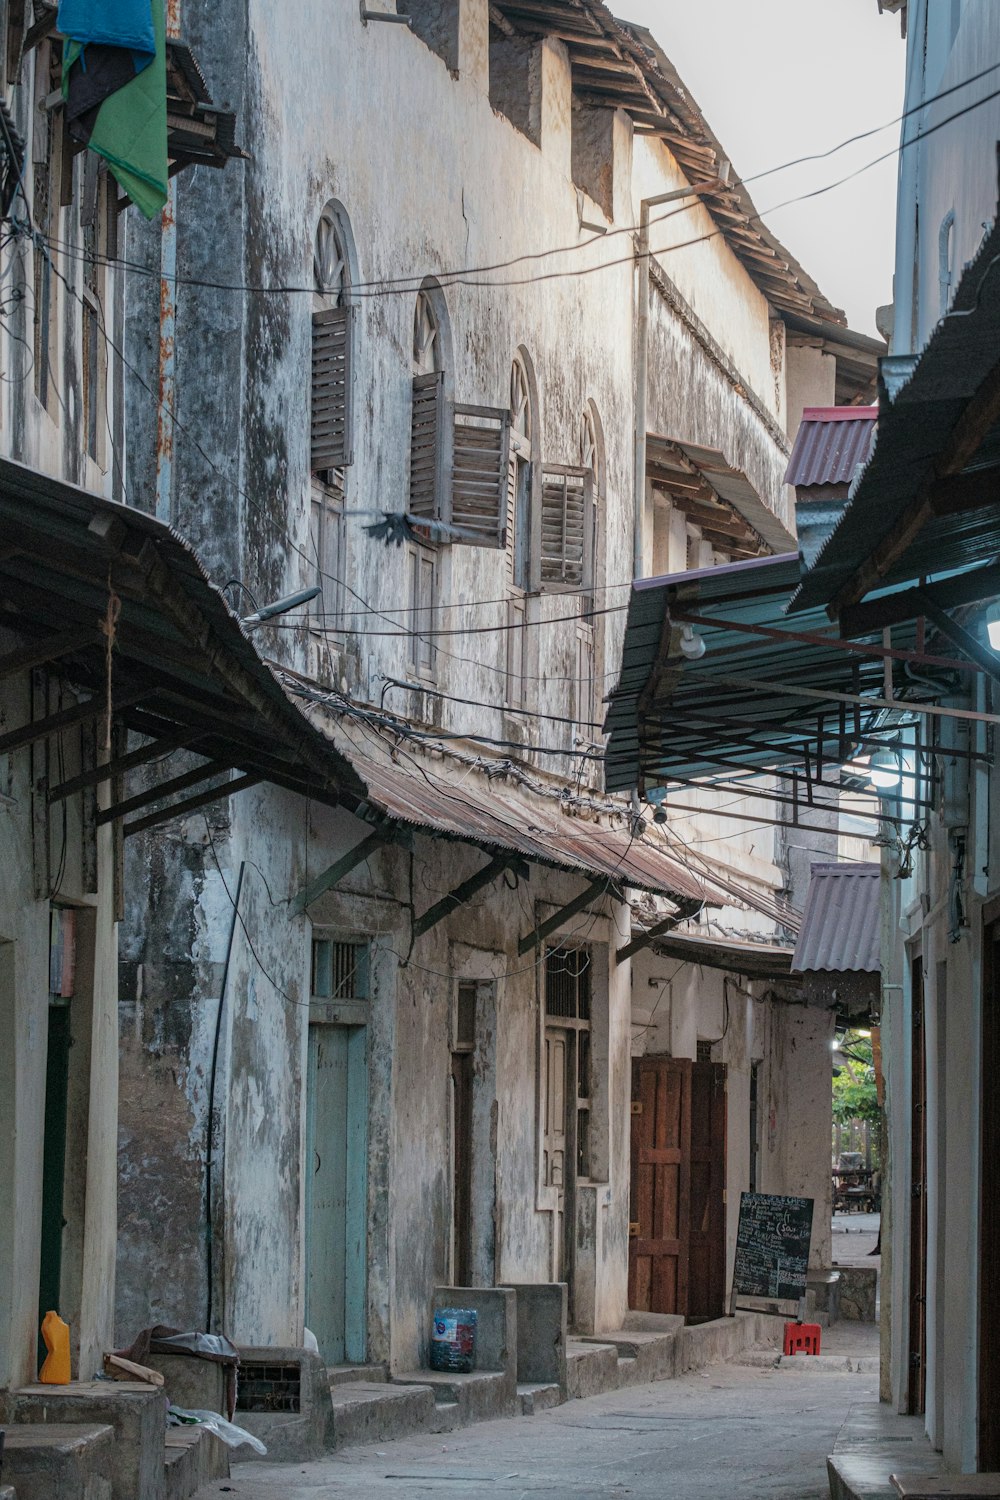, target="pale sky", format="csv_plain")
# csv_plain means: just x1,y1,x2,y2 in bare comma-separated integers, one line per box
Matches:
621,0,906,335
